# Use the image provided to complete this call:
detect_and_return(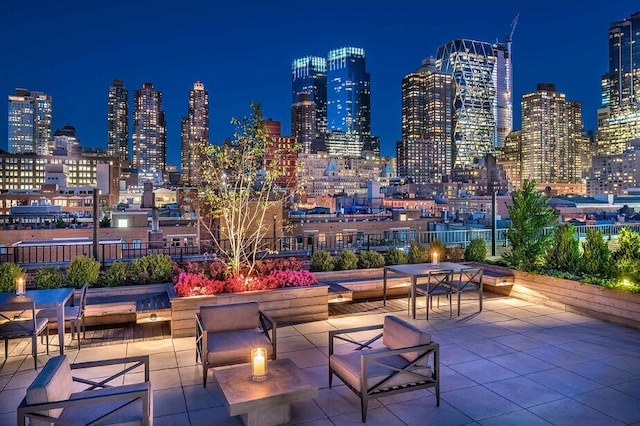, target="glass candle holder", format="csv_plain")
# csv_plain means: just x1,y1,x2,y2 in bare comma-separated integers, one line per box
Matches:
251,347,267,381
15,274,26,296
432,252,439,265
